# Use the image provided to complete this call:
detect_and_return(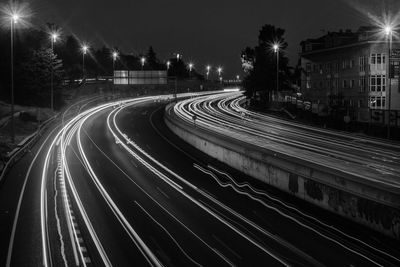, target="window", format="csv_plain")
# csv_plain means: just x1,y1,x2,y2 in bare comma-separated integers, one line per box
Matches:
343,79,348,88
377,54,382,64
313,64,318,73
369,96,386,109
306,63,311,73
319,64,323,74
306,77,311,89
359,76,366,92
371,54,376,64
370,54,386,66
370,75,386,92
349,59,355,68
358,99,363,108
359,56,366,72
334,62,339,73
350,80,355,88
